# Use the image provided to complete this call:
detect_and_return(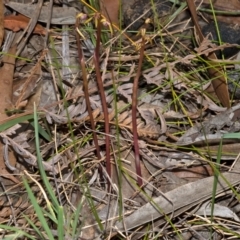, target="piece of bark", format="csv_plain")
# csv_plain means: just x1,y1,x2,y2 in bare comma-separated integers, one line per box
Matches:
0,45,19,183
0,0,4,47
